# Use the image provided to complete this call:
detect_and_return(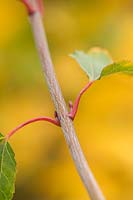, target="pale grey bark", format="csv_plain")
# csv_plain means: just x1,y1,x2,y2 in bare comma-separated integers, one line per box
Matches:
27,2,105,199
